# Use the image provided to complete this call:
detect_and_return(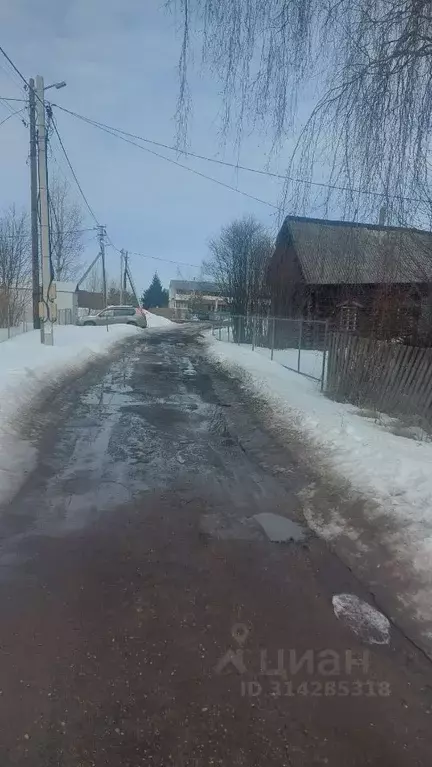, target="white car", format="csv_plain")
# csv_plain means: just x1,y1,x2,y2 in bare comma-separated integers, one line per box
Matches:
77,306,147,328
